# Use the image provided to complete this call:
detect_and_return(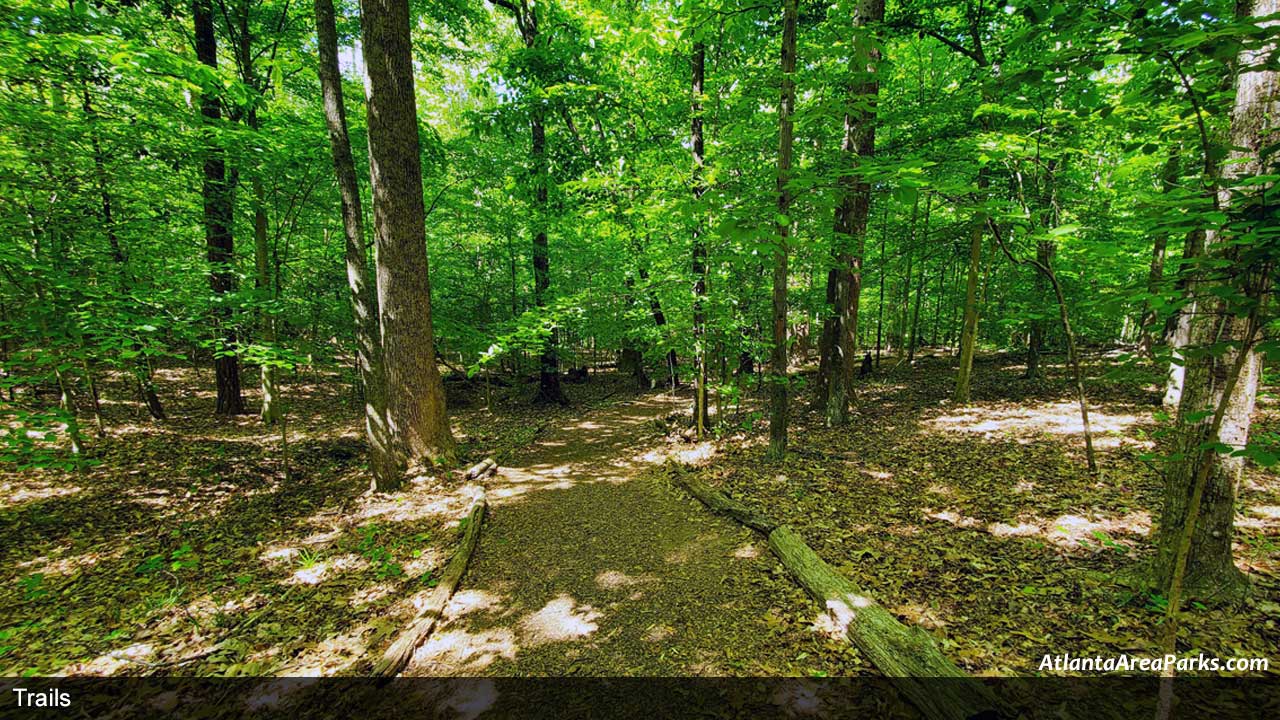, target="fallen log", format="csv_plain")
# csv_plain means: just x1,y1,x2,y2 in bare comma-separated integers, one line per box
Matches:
372,489,487,677
463,457,496,480
676,473,1004,720
673,472,776,535
768,526,1004,720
